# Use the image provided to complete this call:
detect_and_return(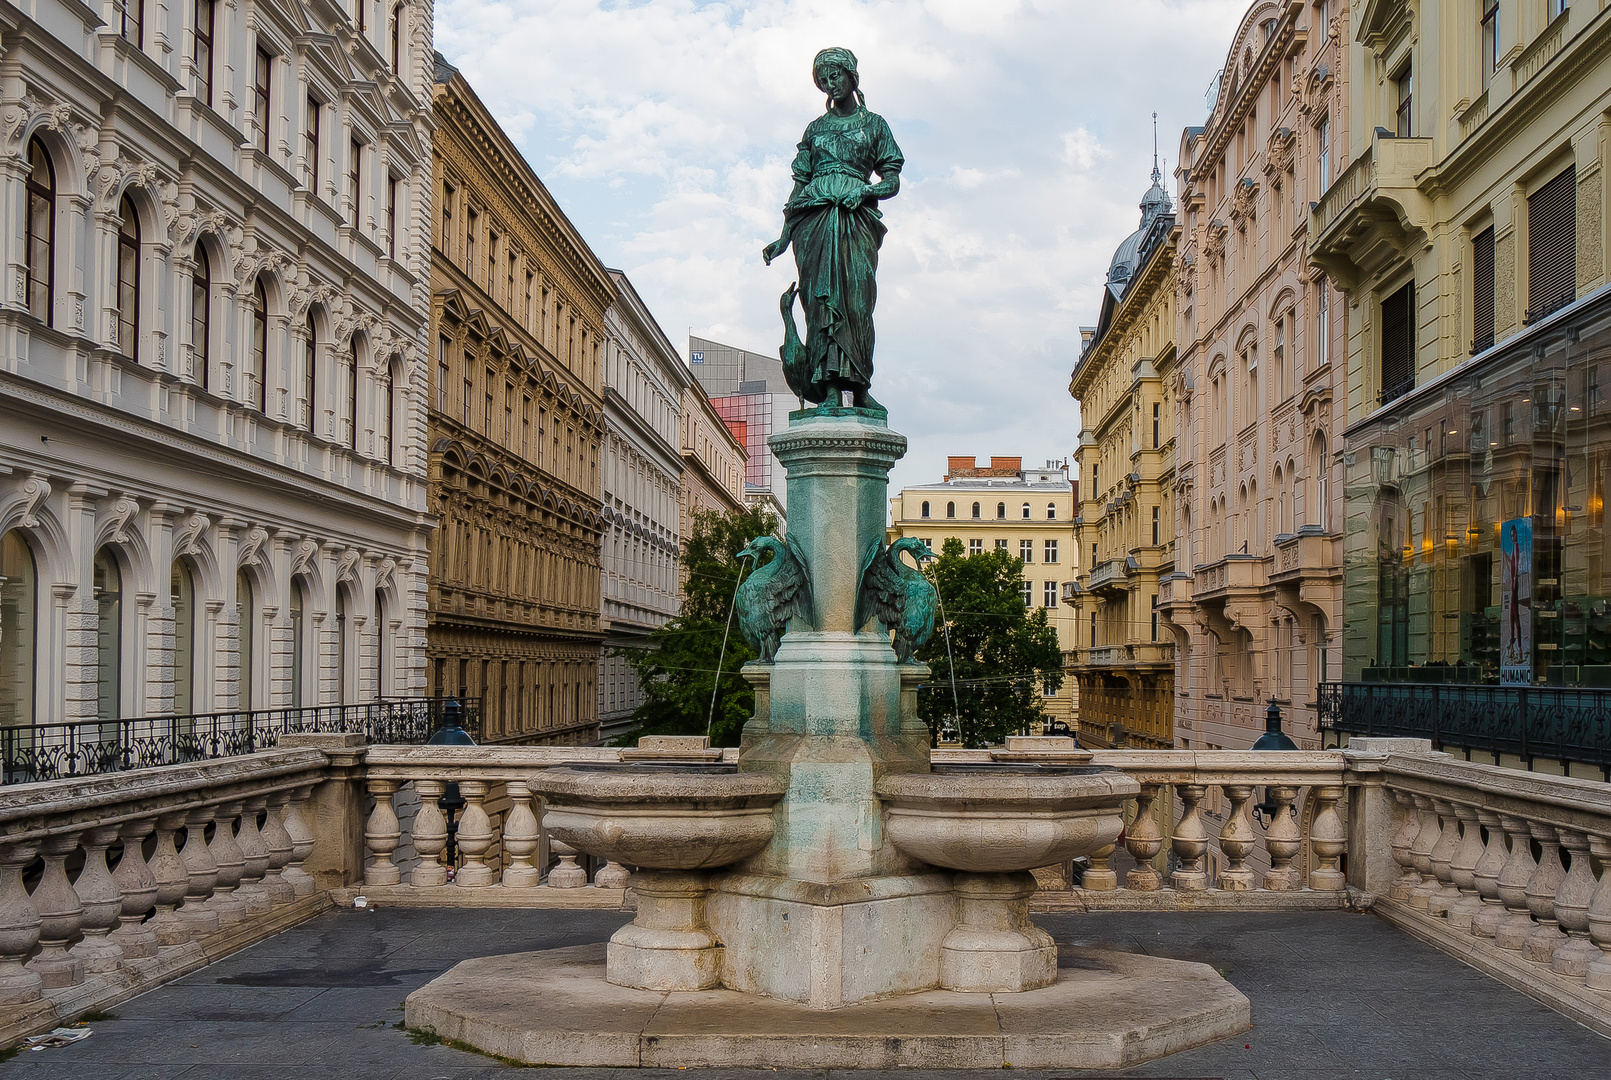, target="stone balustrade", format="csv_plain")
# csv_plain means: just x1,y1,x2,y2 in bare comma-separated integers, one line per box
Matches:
0,746,344,1044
